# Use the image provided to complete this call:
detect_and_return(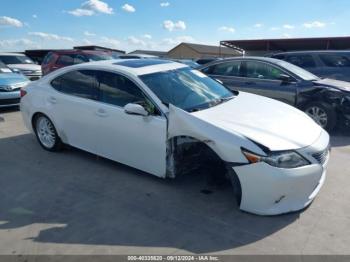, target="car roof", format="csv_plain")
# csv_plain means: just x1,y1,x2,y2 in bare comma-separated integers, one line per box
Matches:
50,50,110,55
272,50,350,56
0,52,26,56
121,54,158,58
200,56,283,67
62,59,188,76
